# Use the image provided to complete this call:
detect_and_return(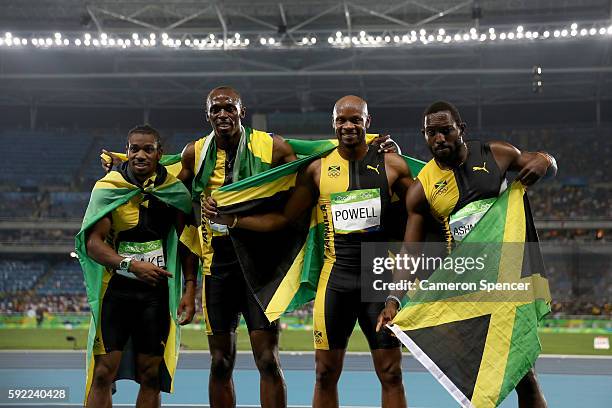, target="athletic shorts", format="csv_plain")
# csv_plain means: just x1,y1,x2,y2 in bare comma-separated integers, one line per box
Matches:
96,274,170,356
203,236,278,334
313,261,400,351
